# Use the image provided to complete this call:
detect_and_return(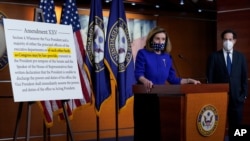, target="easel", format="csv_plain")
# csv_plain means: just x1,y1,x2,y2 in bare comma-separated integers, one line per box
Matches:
11,8,75,141
13,102,33,141
12,100,75,141
0,80,54,141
